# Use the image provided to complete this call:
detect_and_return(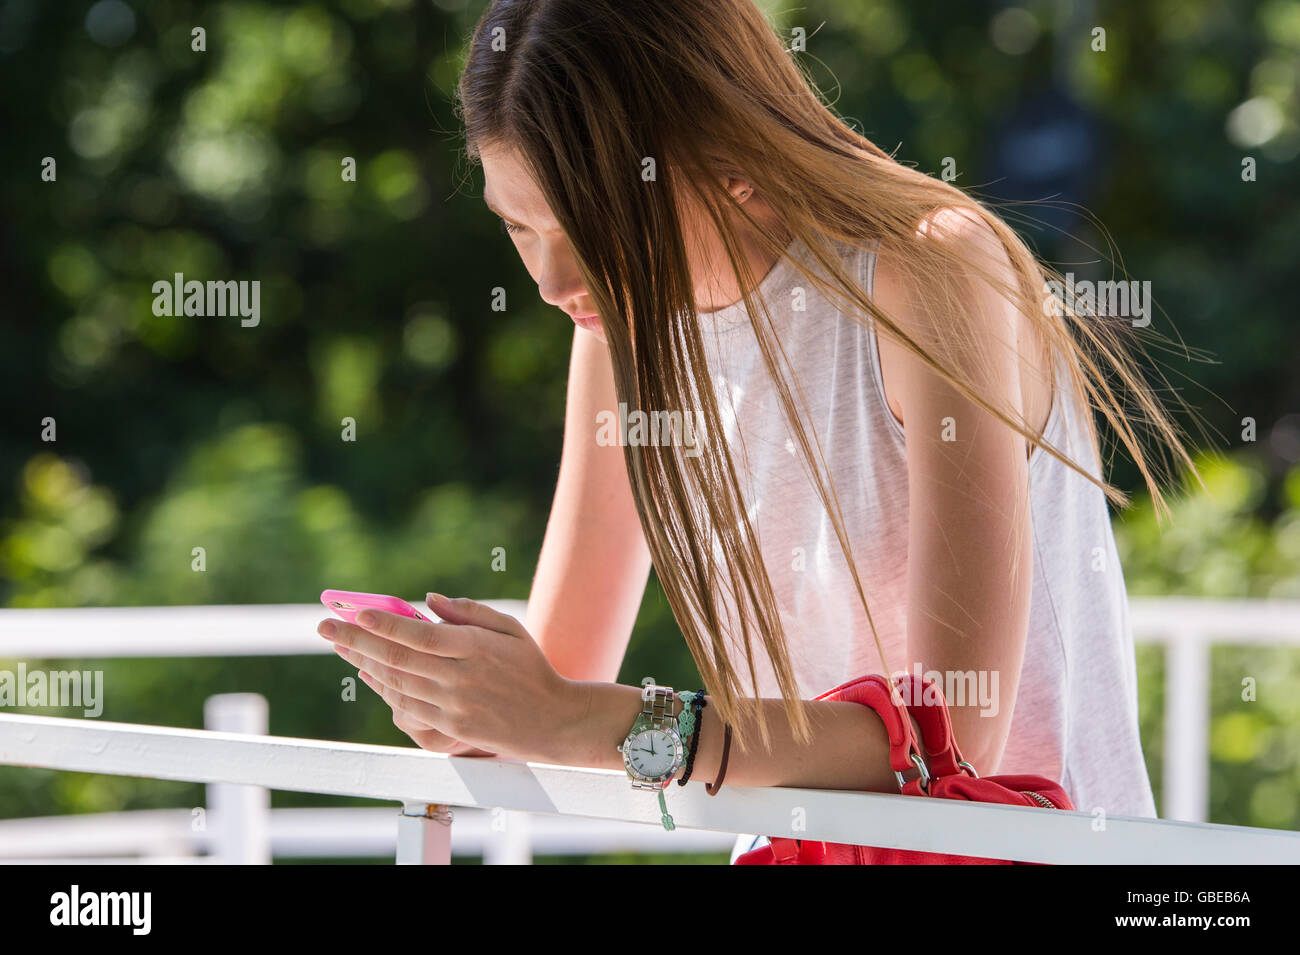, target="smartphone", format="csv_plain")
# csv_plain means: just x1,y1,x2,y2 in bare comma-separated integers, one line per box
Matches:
320,589,429,624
